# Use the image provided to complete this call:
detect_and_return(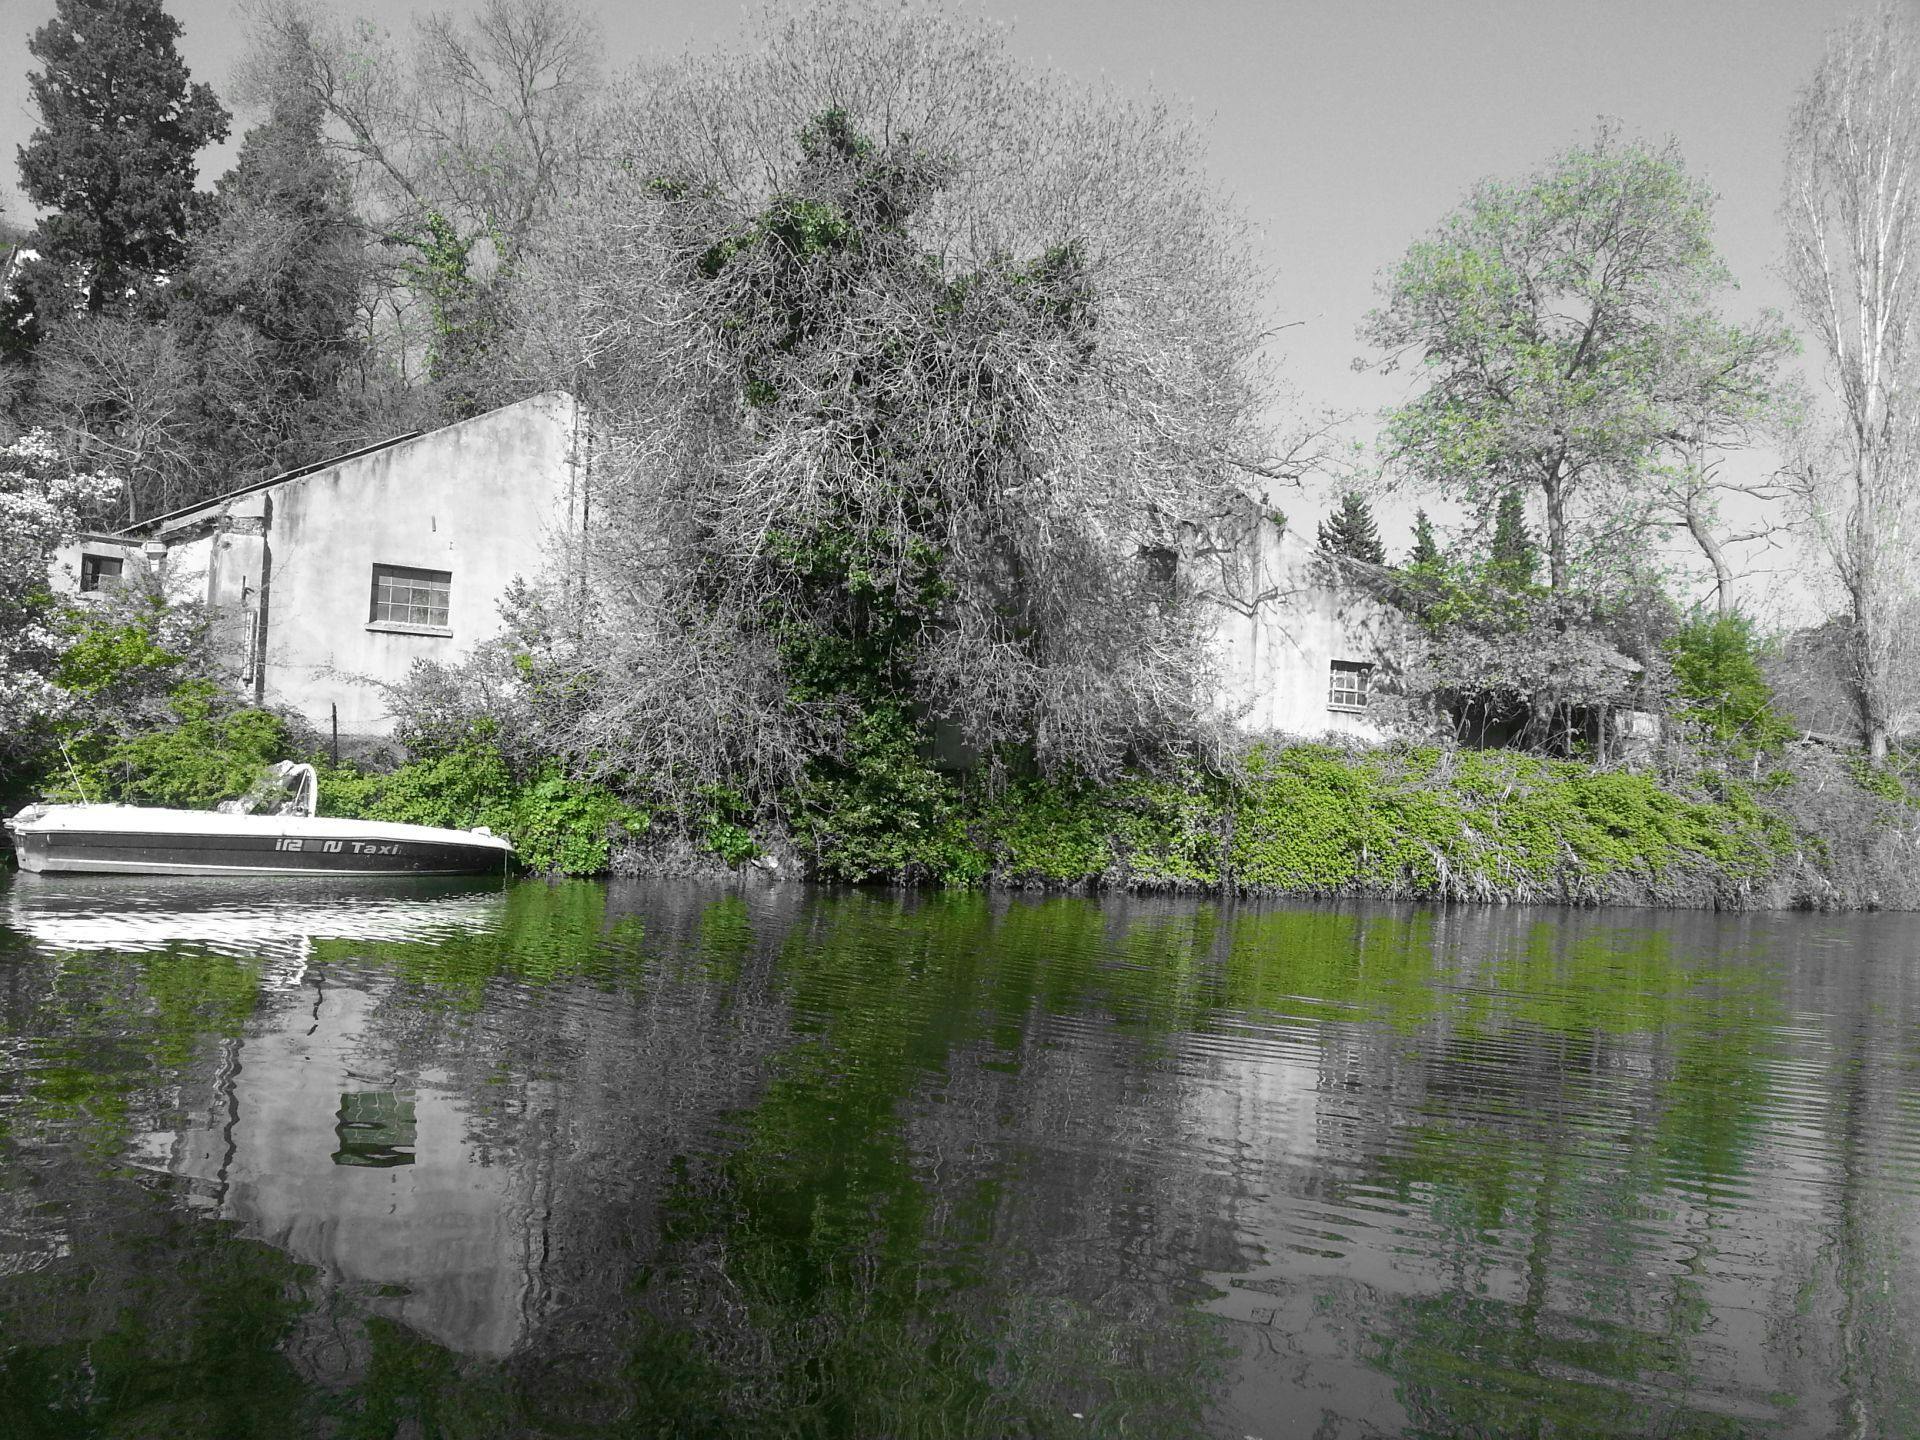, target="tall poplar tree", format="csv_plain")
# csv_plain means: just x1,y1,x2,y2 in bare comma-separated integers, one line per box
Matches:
7,0,228,347
1783,5,1920,761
